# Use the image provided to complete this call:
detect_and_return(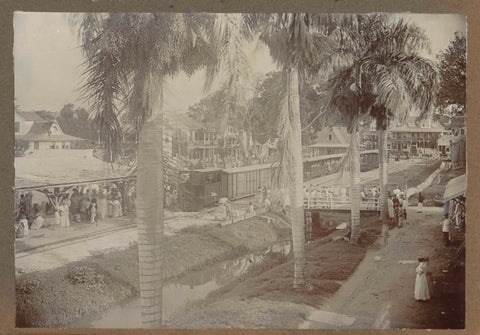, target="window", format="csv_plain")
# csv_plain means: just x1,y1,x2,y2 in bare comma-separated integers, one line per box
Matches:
328,134,332,141
15,122,20,133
